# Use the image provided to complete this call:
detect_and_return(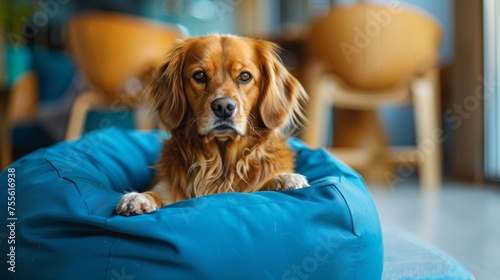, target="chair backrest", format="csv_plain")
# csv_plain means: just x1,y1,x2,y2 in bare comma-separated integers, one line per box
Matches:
308,3,442,90
67,12,184,98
